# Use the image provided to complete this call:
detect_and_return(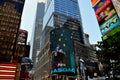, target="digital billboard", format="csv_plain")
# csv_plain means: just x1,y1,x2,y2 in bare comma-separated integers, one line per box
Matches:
102,25,120,40
17,29,28,45
50,27,76,75
91,0,120,38
100,14,120,35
